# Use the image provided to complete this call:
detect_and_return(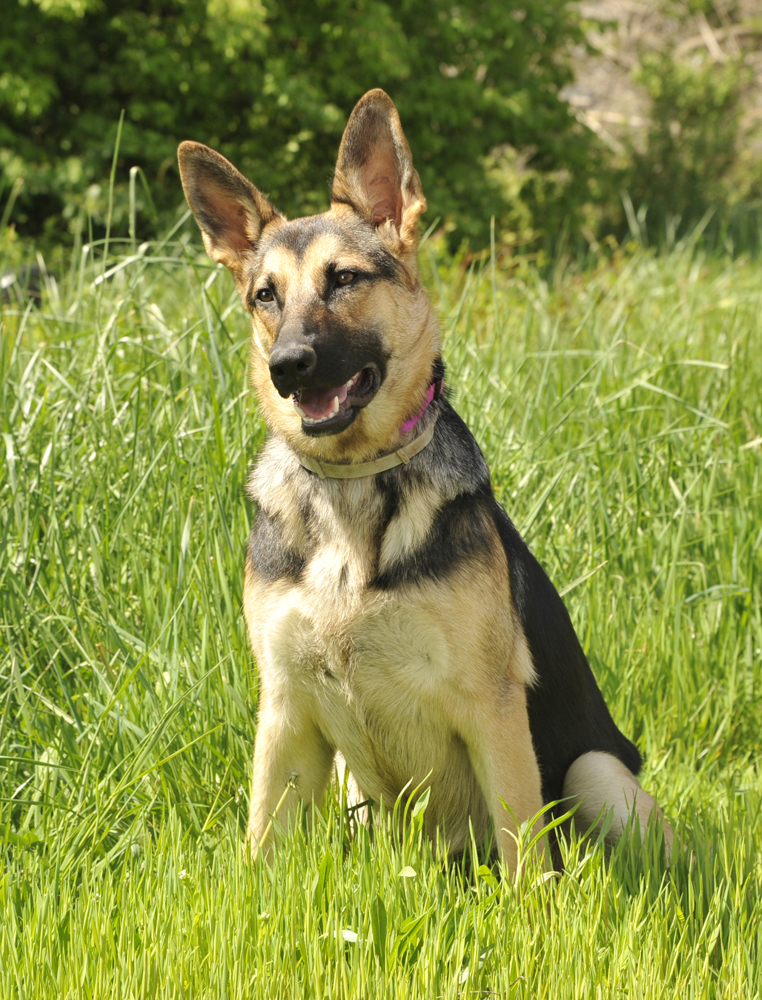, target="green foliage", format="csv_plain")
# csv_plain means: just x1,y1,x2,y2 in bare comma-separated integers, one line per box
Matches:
621,2,762,249
631,52,747,221
0,0,600,248
1,227,762,995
